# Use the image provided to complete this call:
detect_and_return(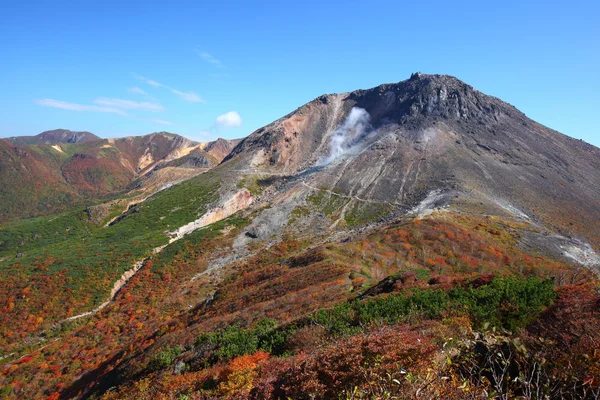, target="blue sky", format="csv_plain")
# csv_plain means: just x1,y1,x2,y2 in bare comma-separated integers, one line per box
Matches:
1,0,598,146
